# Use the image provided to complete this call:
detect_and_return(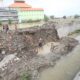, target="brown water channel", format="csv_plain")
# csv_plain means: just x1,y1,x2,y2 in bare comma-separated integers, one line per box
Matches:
39,45,80,80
